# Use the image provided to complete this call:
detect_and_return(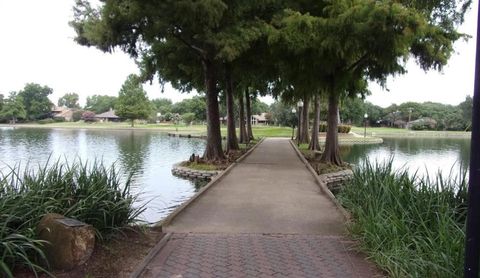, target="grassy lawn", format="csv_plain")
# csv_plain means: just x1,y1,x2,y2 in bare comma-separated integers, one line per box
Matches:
351,126,470,137
3,122,293,138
